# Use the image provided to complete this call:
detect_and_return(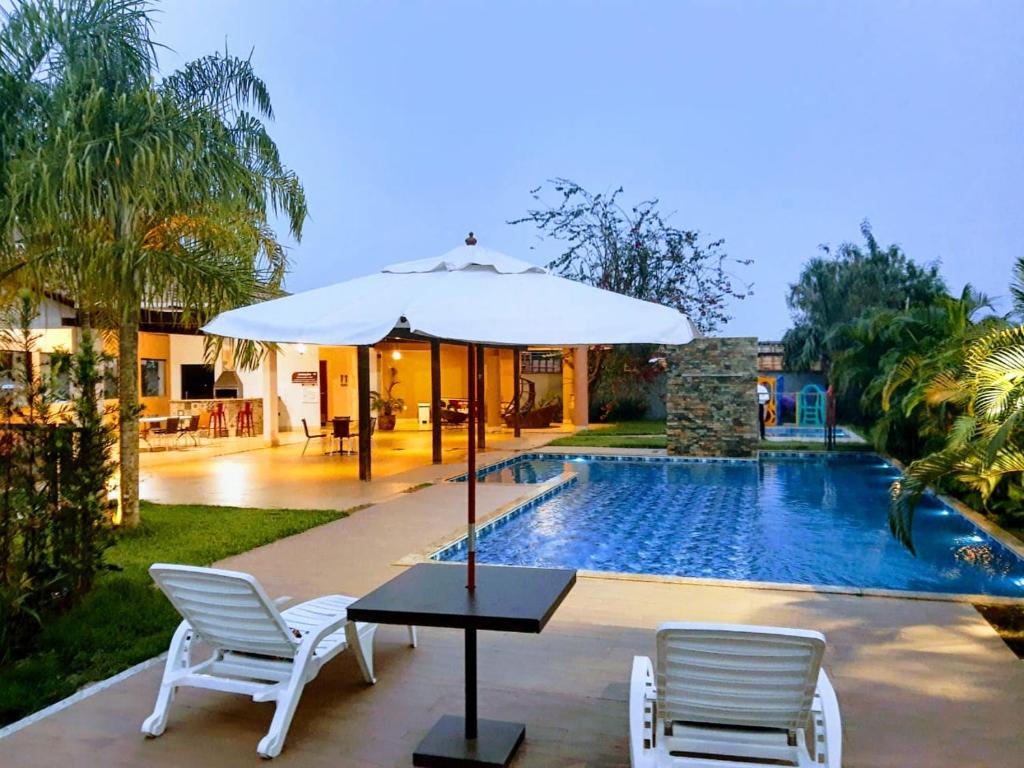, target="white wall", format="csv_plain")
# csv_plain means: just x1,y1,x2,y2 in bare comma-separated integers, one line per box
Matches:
168,334,206,400
319,346,359,422
156,336,320,433
223,343,319,432
28,297,77,331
